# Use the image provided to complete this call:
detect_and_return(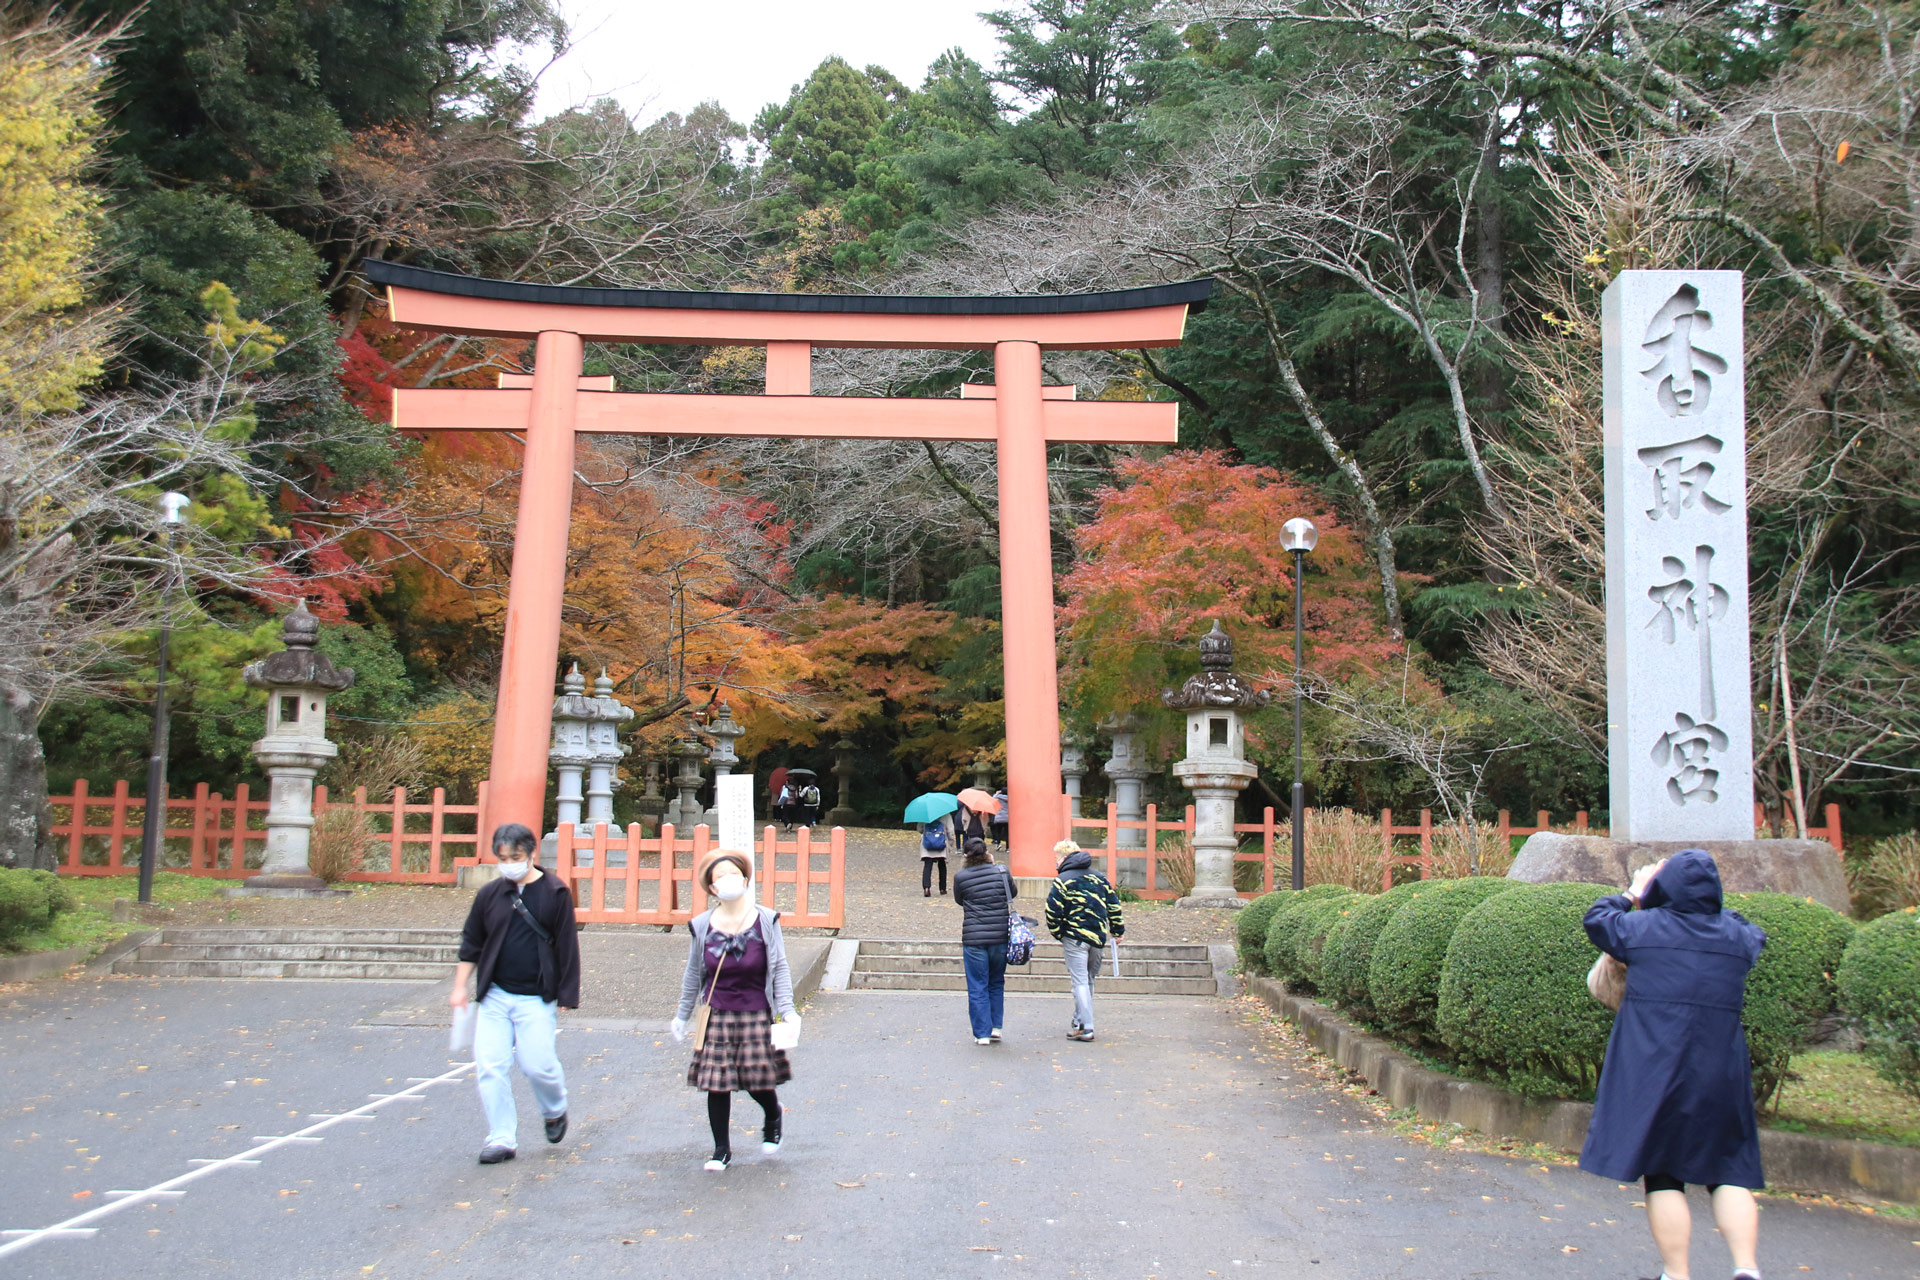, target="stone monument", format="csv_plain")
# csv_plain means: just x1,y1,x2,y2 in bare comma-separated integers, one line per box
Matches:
1163,621,1269,908
1102,715,1151,887
238,601,356,893
666,727,707,831
1510,270,1847,911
